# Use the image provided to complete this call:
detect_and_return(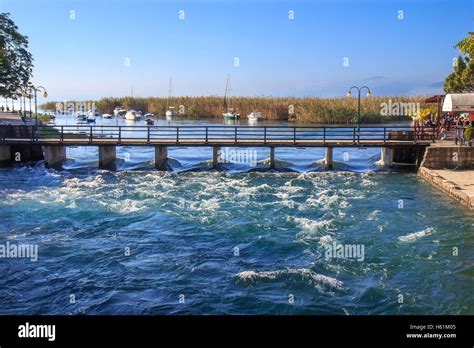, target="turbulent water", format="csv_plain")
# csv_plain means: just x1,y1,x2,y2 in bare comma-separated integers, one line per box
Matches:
0,118,473,315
